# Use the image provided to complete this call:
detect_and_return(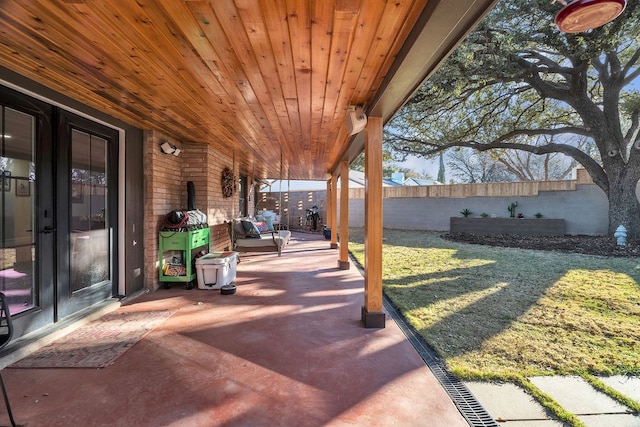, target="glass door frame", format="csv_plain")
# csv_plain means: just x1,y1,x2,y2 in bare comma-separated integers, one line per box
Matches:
56,111,119,319
0,85,55,337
